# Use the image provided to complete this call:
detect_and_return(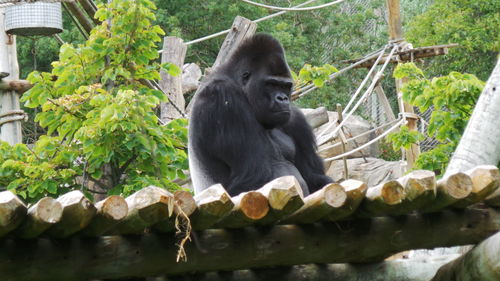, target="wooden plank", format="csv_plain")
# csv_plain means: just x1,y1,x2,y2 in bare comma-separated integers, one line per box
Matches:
159,36,187,122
